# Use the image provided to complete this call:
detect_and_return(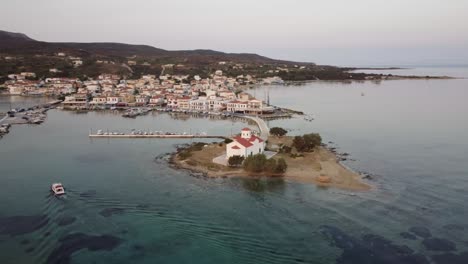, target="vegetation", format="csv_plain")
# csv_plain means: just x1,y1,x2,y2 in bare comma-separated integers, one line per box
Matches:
224,138,233,144
292,133,322,152
228,155,244,167
178,142,206,160
0,31,381,81
270,127,288,137
243,154,287,174
275,158,288,173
